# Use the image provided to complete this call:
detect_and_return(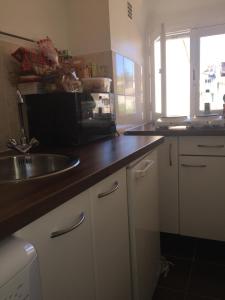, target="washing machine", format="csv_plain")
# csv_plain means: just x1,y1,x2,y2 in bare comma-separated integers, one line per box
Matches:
0,236,42,300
